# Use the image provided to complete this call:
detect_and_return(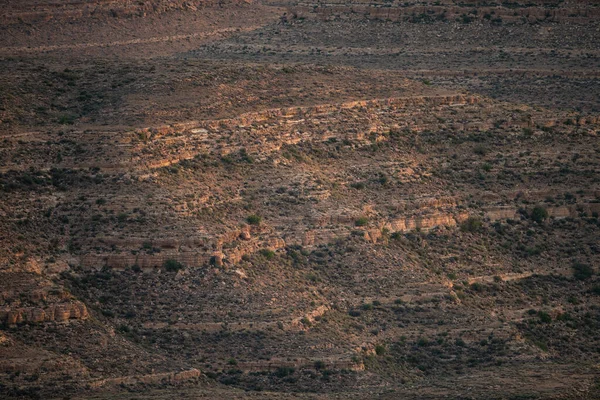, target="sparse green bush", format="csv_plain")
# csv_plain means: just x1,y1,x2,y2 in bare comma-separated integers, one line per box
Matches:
163,259,185,272
573,263,593,281
538,311,552,323
461,217,483,232
531,206,548,223
247,214,262,225
375,344,386,355
473,145,488,156
355,217,369,227
273,367,295,378
348,309,361,317
260,249,275,259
